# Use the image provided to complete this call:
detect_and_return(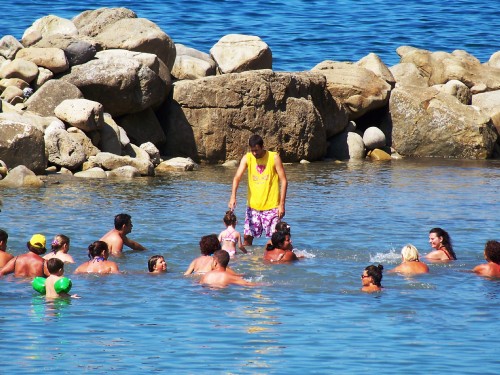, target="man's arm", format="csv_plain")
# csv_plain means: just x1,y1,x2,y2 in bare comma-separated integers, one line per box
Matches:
123,237,146,251
229,155,248,210
274,153,288,219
